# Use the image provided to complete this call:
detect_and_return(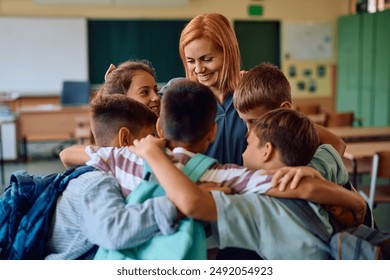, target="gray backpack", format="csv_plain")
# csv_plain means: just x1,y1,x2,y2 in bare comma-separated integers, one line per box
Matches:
280,198,390,260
